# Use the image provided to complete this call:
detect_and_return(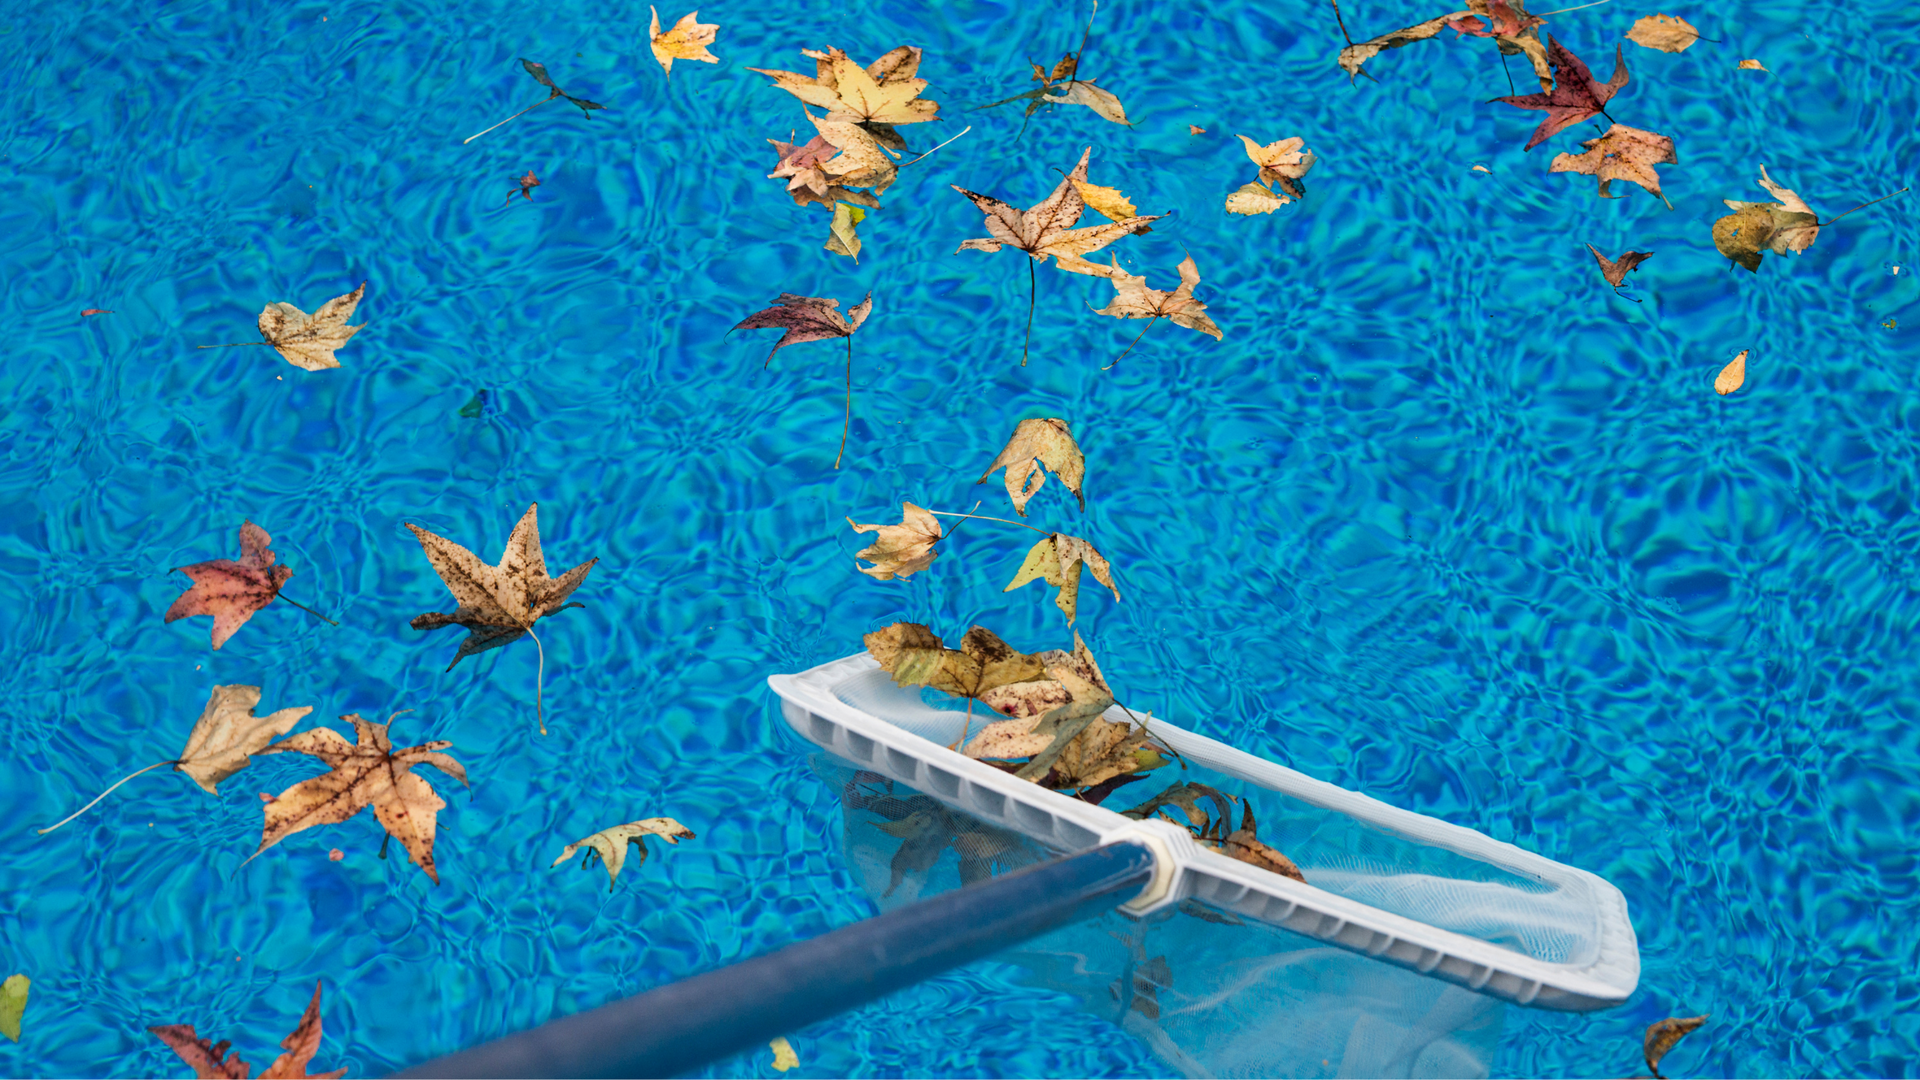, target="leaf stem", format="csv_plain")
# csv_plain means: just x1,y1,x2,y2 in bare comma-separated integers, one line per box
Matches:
1817,187,1909,226
526,624,548,736
835,334,852,470
37,759,177,835
462,94,556,145
1066,0,1100,93
1104,315,1160,370
276,593,340,627
195,341,266,349
898,125,973,168
1022,258,1036,367
925,508,1051,536
1534,0,1613,14
1329,0,1355,47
